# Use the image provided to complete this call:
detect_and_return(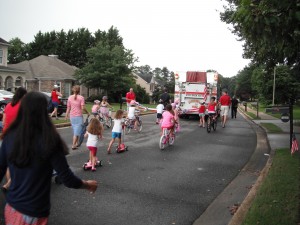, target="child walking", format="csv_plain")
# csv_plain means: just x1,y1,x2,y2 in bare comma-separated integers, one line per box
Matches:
156,99,164,124
107,109,124,154
85,118,103,171
198,101,206,127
